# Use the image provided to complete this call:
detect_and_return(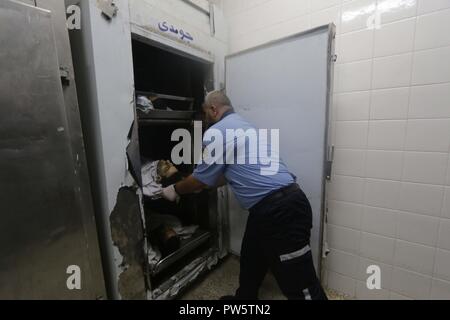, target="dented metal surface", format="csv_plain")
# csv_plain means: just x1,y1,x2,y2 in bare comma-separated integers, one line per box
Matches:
110,187,147,299
152,249,219,300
